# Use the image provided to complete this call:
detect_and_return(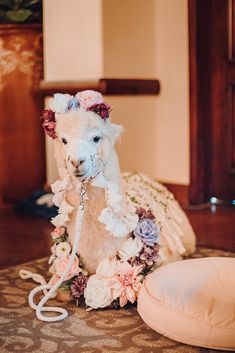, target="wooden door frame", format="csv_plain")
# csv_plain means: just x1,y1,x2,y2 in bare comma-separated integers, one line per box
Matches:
188,0,213,204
